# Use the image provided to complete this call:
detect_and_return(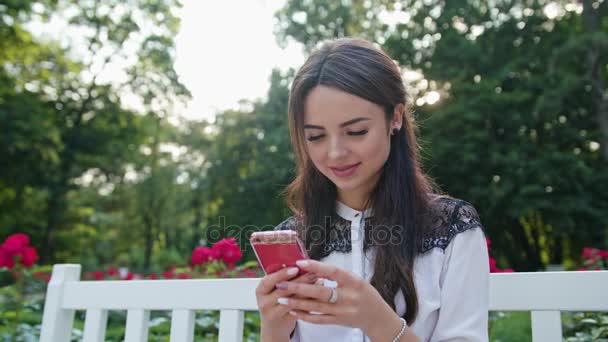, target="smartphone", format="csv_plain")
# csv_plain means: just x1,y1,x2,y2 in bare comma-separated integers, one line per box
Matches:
250,230,309,276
